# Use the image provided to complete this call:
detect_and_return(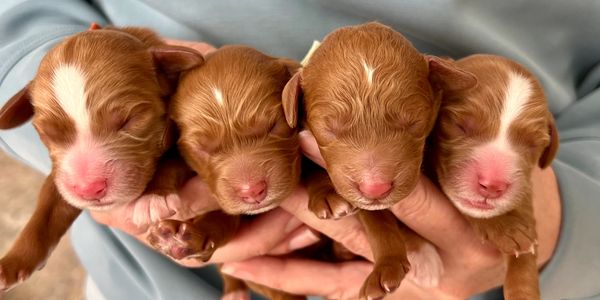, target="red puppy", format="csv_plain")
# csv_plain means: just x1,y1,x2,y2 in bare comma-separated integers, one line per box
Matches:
0,25,203,291
146,45,303,300
430,54,559,300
